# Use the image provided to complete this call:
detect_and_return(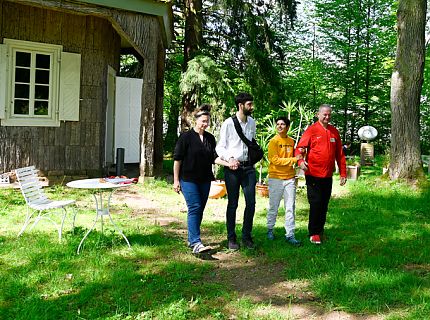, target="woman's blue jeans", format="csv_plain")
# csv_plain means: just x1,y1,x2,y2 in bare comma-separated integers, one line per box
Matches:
180,180,211,246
